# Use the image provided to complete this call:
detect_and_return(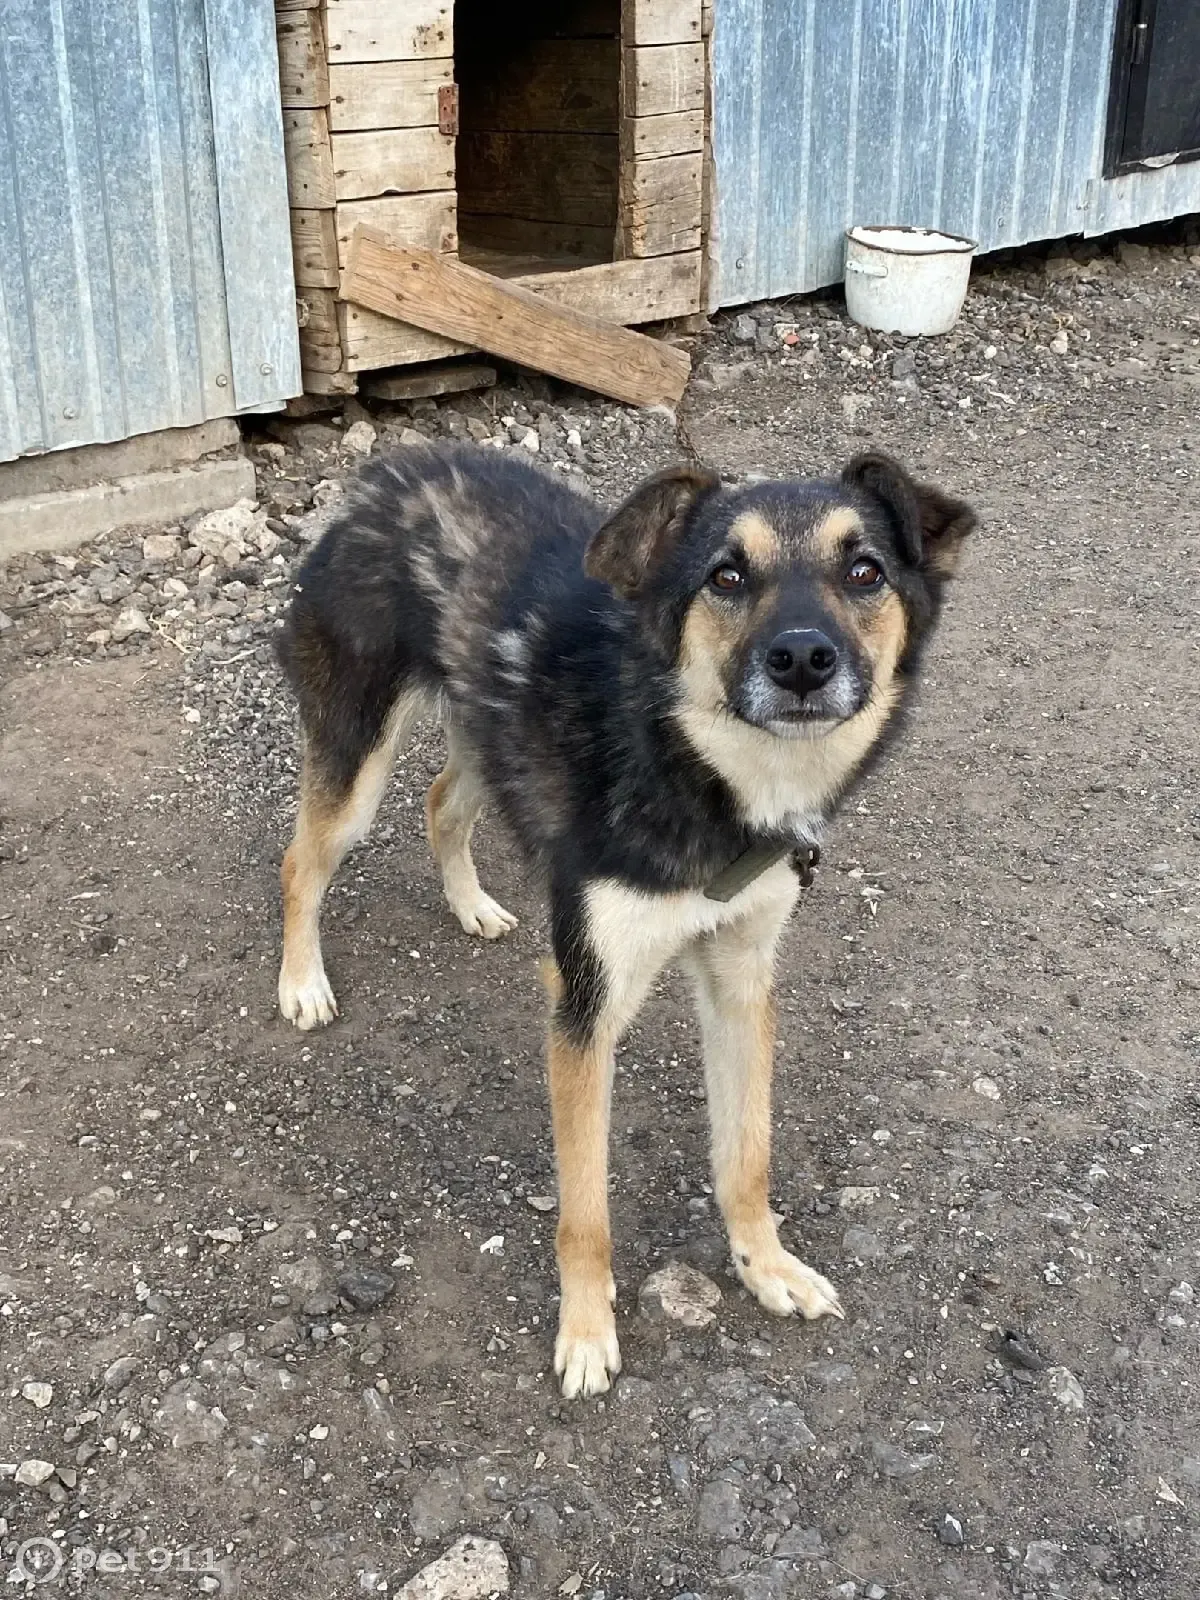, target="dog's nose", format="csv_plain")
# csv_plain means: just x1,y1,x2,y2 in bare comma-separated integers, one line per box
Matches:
764,629,839,694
